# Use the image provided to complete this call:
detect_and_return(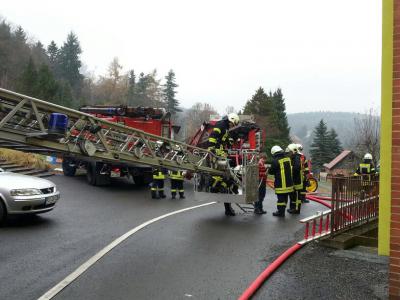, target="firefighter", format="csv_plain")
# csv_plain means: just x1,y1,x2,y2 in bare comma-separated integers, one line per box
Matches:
269,145,294,217
354,153,376,176
169,170,185,199
254,153,267,215
207,113,240,216
287,144,303,214
297,144,309,203
151,167,167,199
